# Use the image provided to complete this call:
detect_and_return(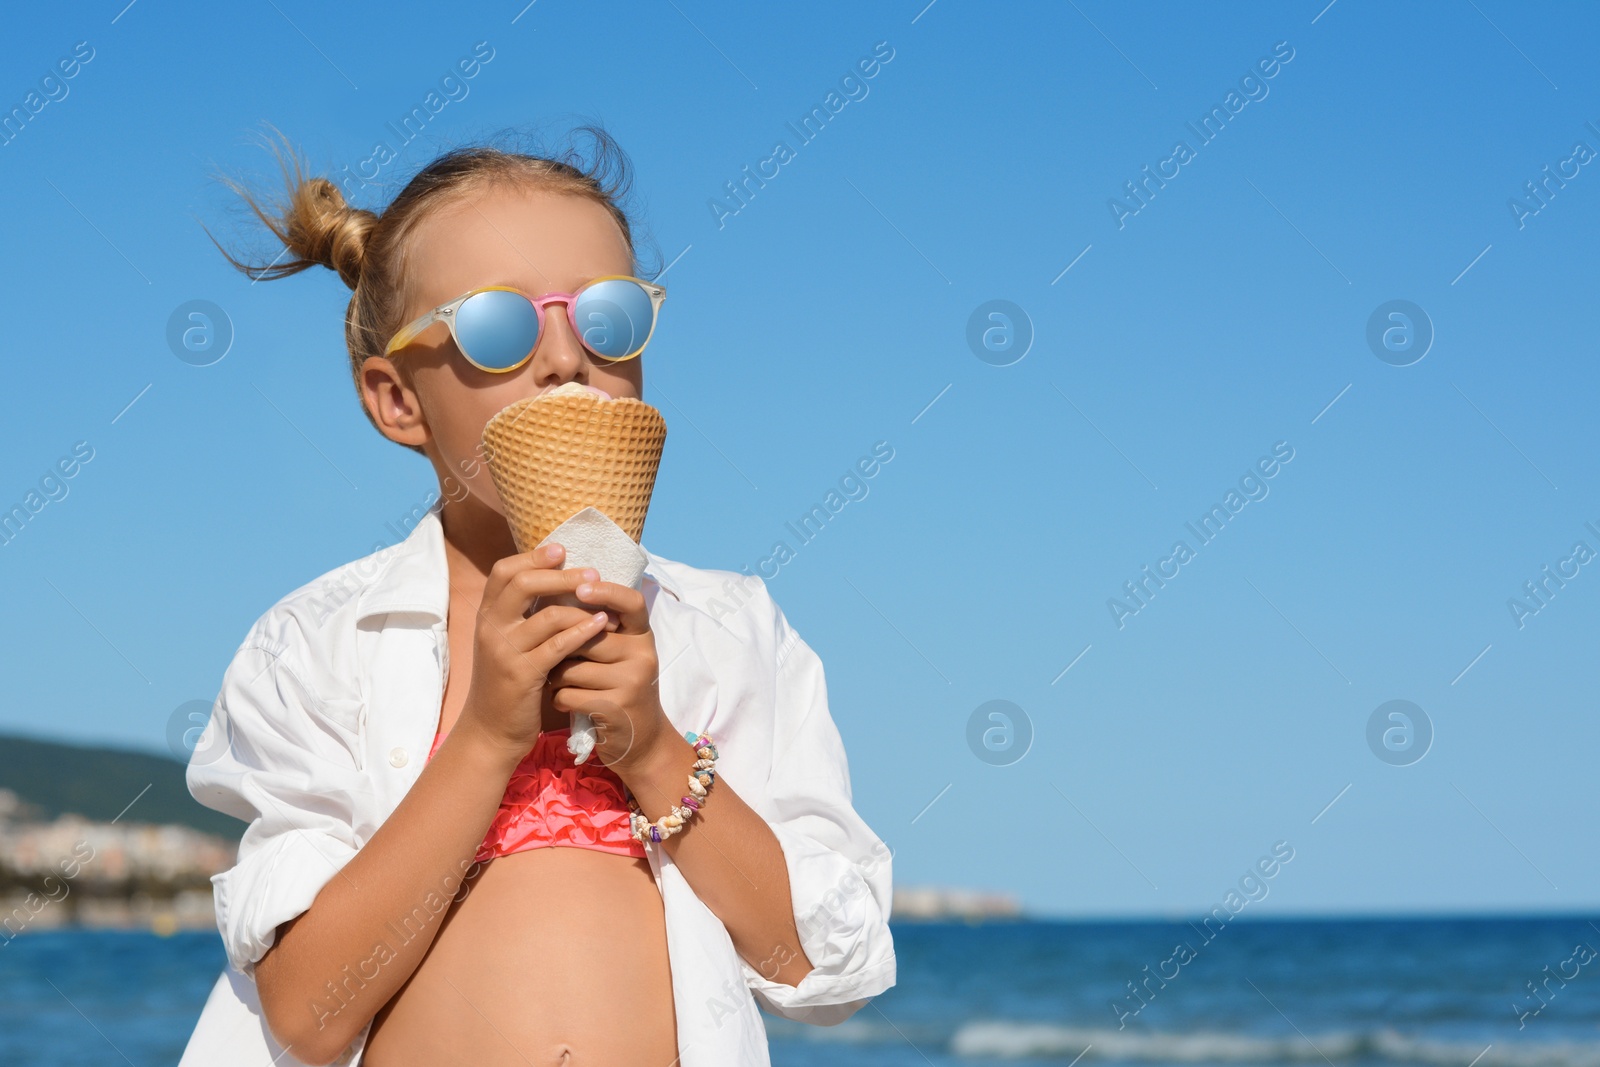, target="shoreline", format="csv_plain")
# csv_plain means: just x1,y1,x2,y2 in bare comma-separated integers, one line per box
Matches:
0,887,219,938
